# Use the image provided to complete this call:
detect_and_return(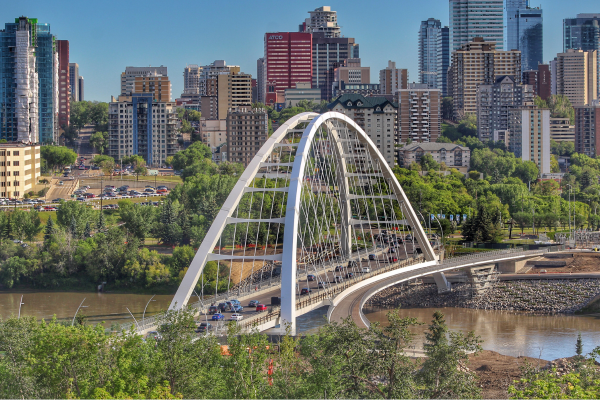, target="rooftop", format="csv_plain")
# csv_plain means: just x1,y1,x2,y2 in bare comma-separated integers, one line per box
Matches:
328,94,398,109
400,142,469,152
